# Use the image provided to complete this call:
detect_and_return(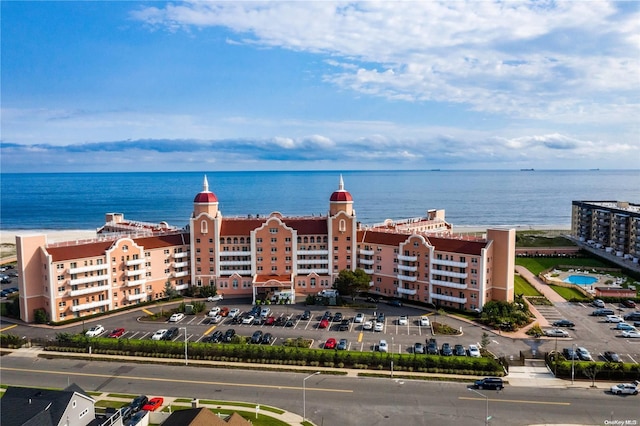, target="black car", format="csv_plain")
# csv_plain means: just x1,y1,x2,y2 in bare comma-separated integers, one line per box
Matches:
275,316,287,326
119,405,133,422
339,319,350,331
622,300,637,308
129,395,148,413
162,327,179,341
250,330,263,344
474,377,504,390
426,338,438,355
562,347,579,360
441,343,453,356
623,312,640,321
454,344,466,356
261,333,273,345
603,351,622,363
387,299,403,307
250,306,261,316
284,319,295,327
333,312,343,322
223,328,236,342
552,319,575,328
376,313,385,323
322,311,333,321
301,310,311,320
203,330,223,343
